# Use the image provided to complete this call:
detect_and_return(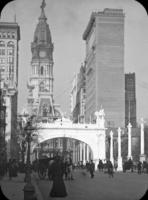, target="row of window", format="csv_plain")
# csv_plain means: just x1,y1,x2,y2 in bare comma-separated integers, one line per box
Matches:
32,65,52,76
0,41,15,47
0,32,16,39
0,57,14,64
0,64,15,72
0,75,14,83
0,49,14,56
